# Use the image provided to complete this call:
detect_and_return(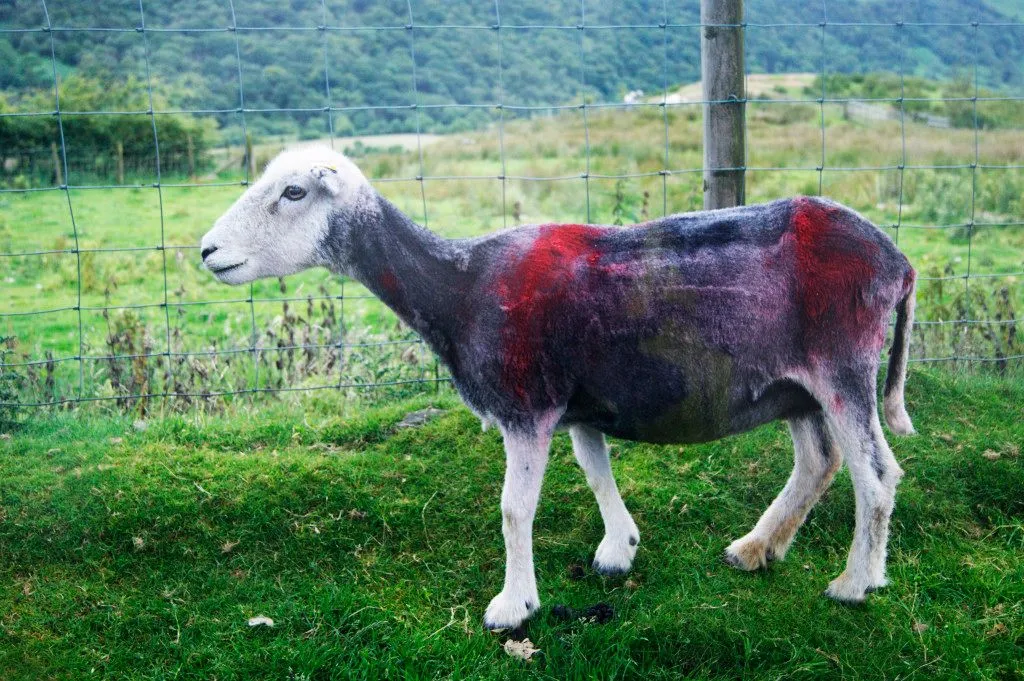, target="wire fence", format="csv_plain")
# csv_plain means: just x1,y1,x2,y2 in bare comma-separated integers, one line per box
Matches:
0,0,1022,416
